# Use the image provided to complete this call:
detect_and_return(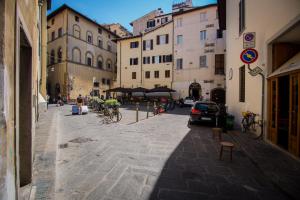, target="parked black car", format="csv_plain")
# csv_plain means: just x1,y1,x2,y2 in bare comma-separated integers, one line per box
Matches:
188,101,220,126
